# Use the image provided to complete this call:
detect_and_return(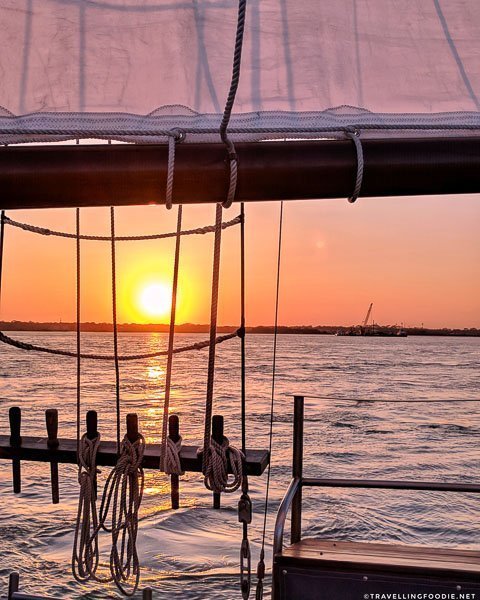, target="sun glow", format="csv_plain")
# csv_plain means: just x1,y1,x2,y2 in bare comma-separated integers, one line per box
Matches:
138,282,172,319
